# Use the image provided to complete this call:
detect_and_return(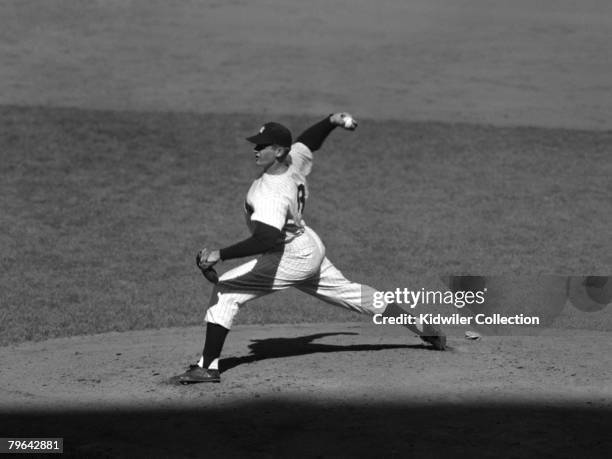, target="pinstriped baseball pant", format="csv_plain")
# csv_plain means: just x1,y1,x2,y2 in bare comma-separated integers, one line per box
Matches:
205,226,387,329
